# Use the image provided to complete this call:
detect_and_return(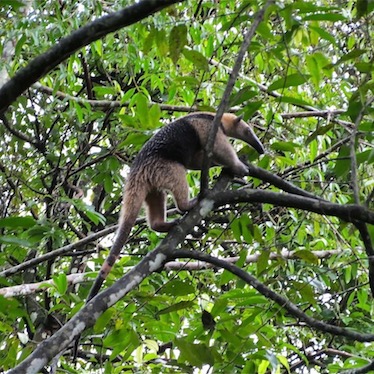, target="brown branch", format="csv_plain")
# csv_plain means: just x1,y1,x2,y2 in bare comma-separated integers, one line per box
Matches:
281,135,352,178
8,170,373,372
208,61,354,129
0,225,118,277
281,110,345,119
33,83,207,112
